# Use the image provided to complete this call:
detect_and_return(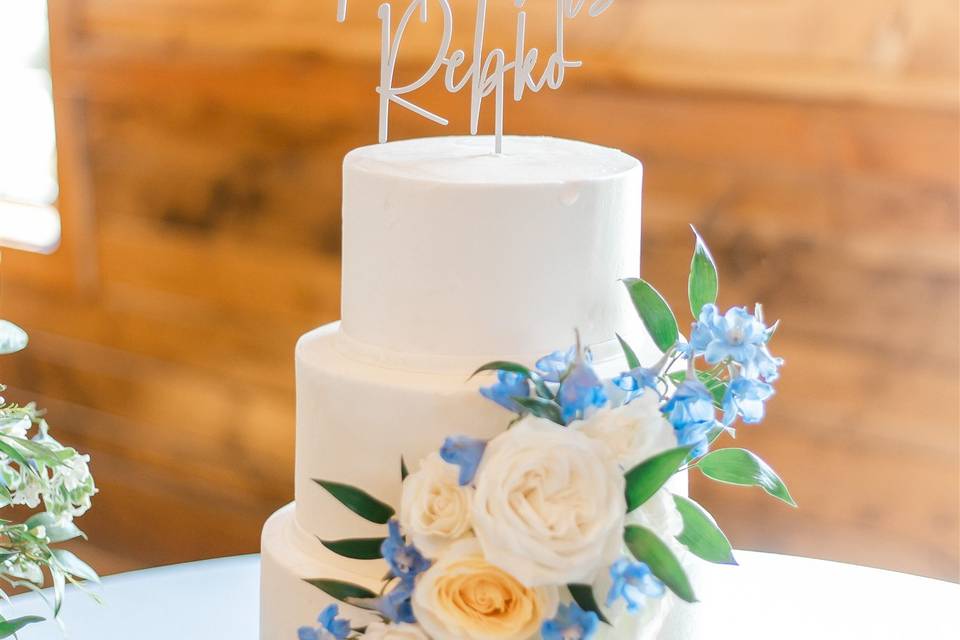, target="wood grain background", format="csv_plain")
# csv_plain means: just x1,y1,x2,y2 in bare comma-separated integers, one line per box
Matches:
1,0,957,581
